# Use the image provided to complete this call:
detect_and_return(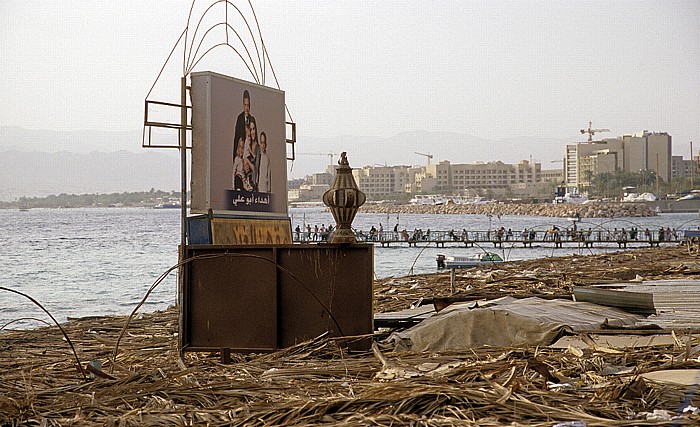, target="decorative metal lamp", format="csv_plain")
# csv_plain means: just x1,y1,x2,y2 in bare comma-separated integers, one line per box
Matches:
322,152,366,244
